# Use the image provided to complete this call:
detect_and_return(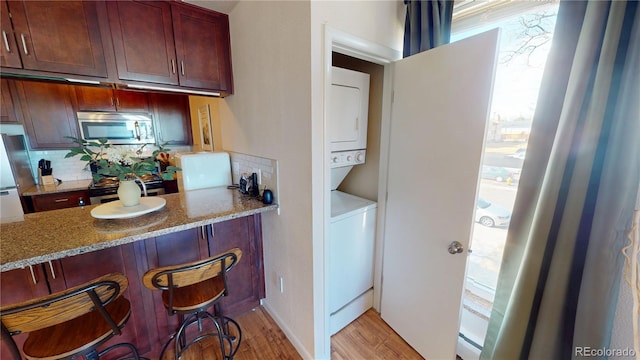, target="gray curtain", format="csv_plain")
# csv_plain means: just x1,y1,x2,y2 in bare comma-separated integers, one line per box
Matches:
403,0,453,57
481,1,640,359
